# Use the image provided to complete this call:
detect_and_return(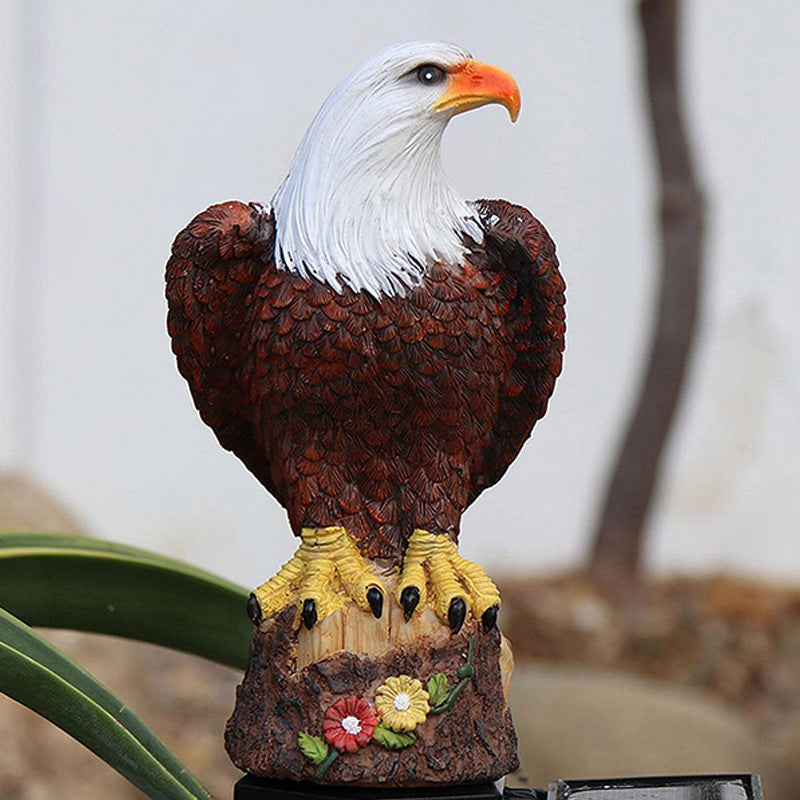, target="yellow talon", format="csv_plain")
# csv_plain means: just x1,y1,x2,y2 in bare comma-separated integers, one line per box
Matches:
426,544,468,621
253,551,305,619
451,551,501,620
331,530,382,613
396,538,429,613
252,526,384,627
396,529,501,630
297,541,345,622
